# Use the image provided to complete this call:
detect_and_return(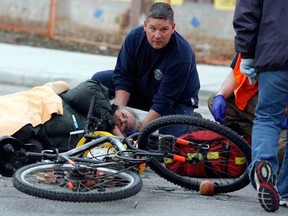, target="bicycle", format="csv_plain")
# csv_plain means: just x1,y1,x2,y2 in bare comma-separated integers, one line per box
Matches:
5,110,251,203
